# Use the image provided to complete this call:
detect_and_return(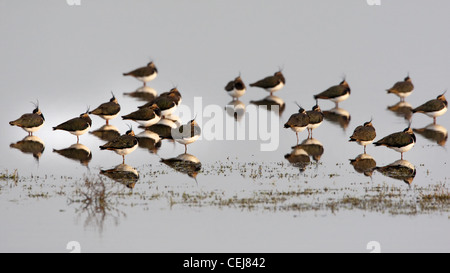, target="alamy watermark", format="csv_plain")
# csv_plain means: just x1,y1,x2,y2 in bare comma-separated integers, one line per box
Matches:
367,241,381,253
66,241,81,253
66,0,81,6
173,97,280,152
367,0,381,6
